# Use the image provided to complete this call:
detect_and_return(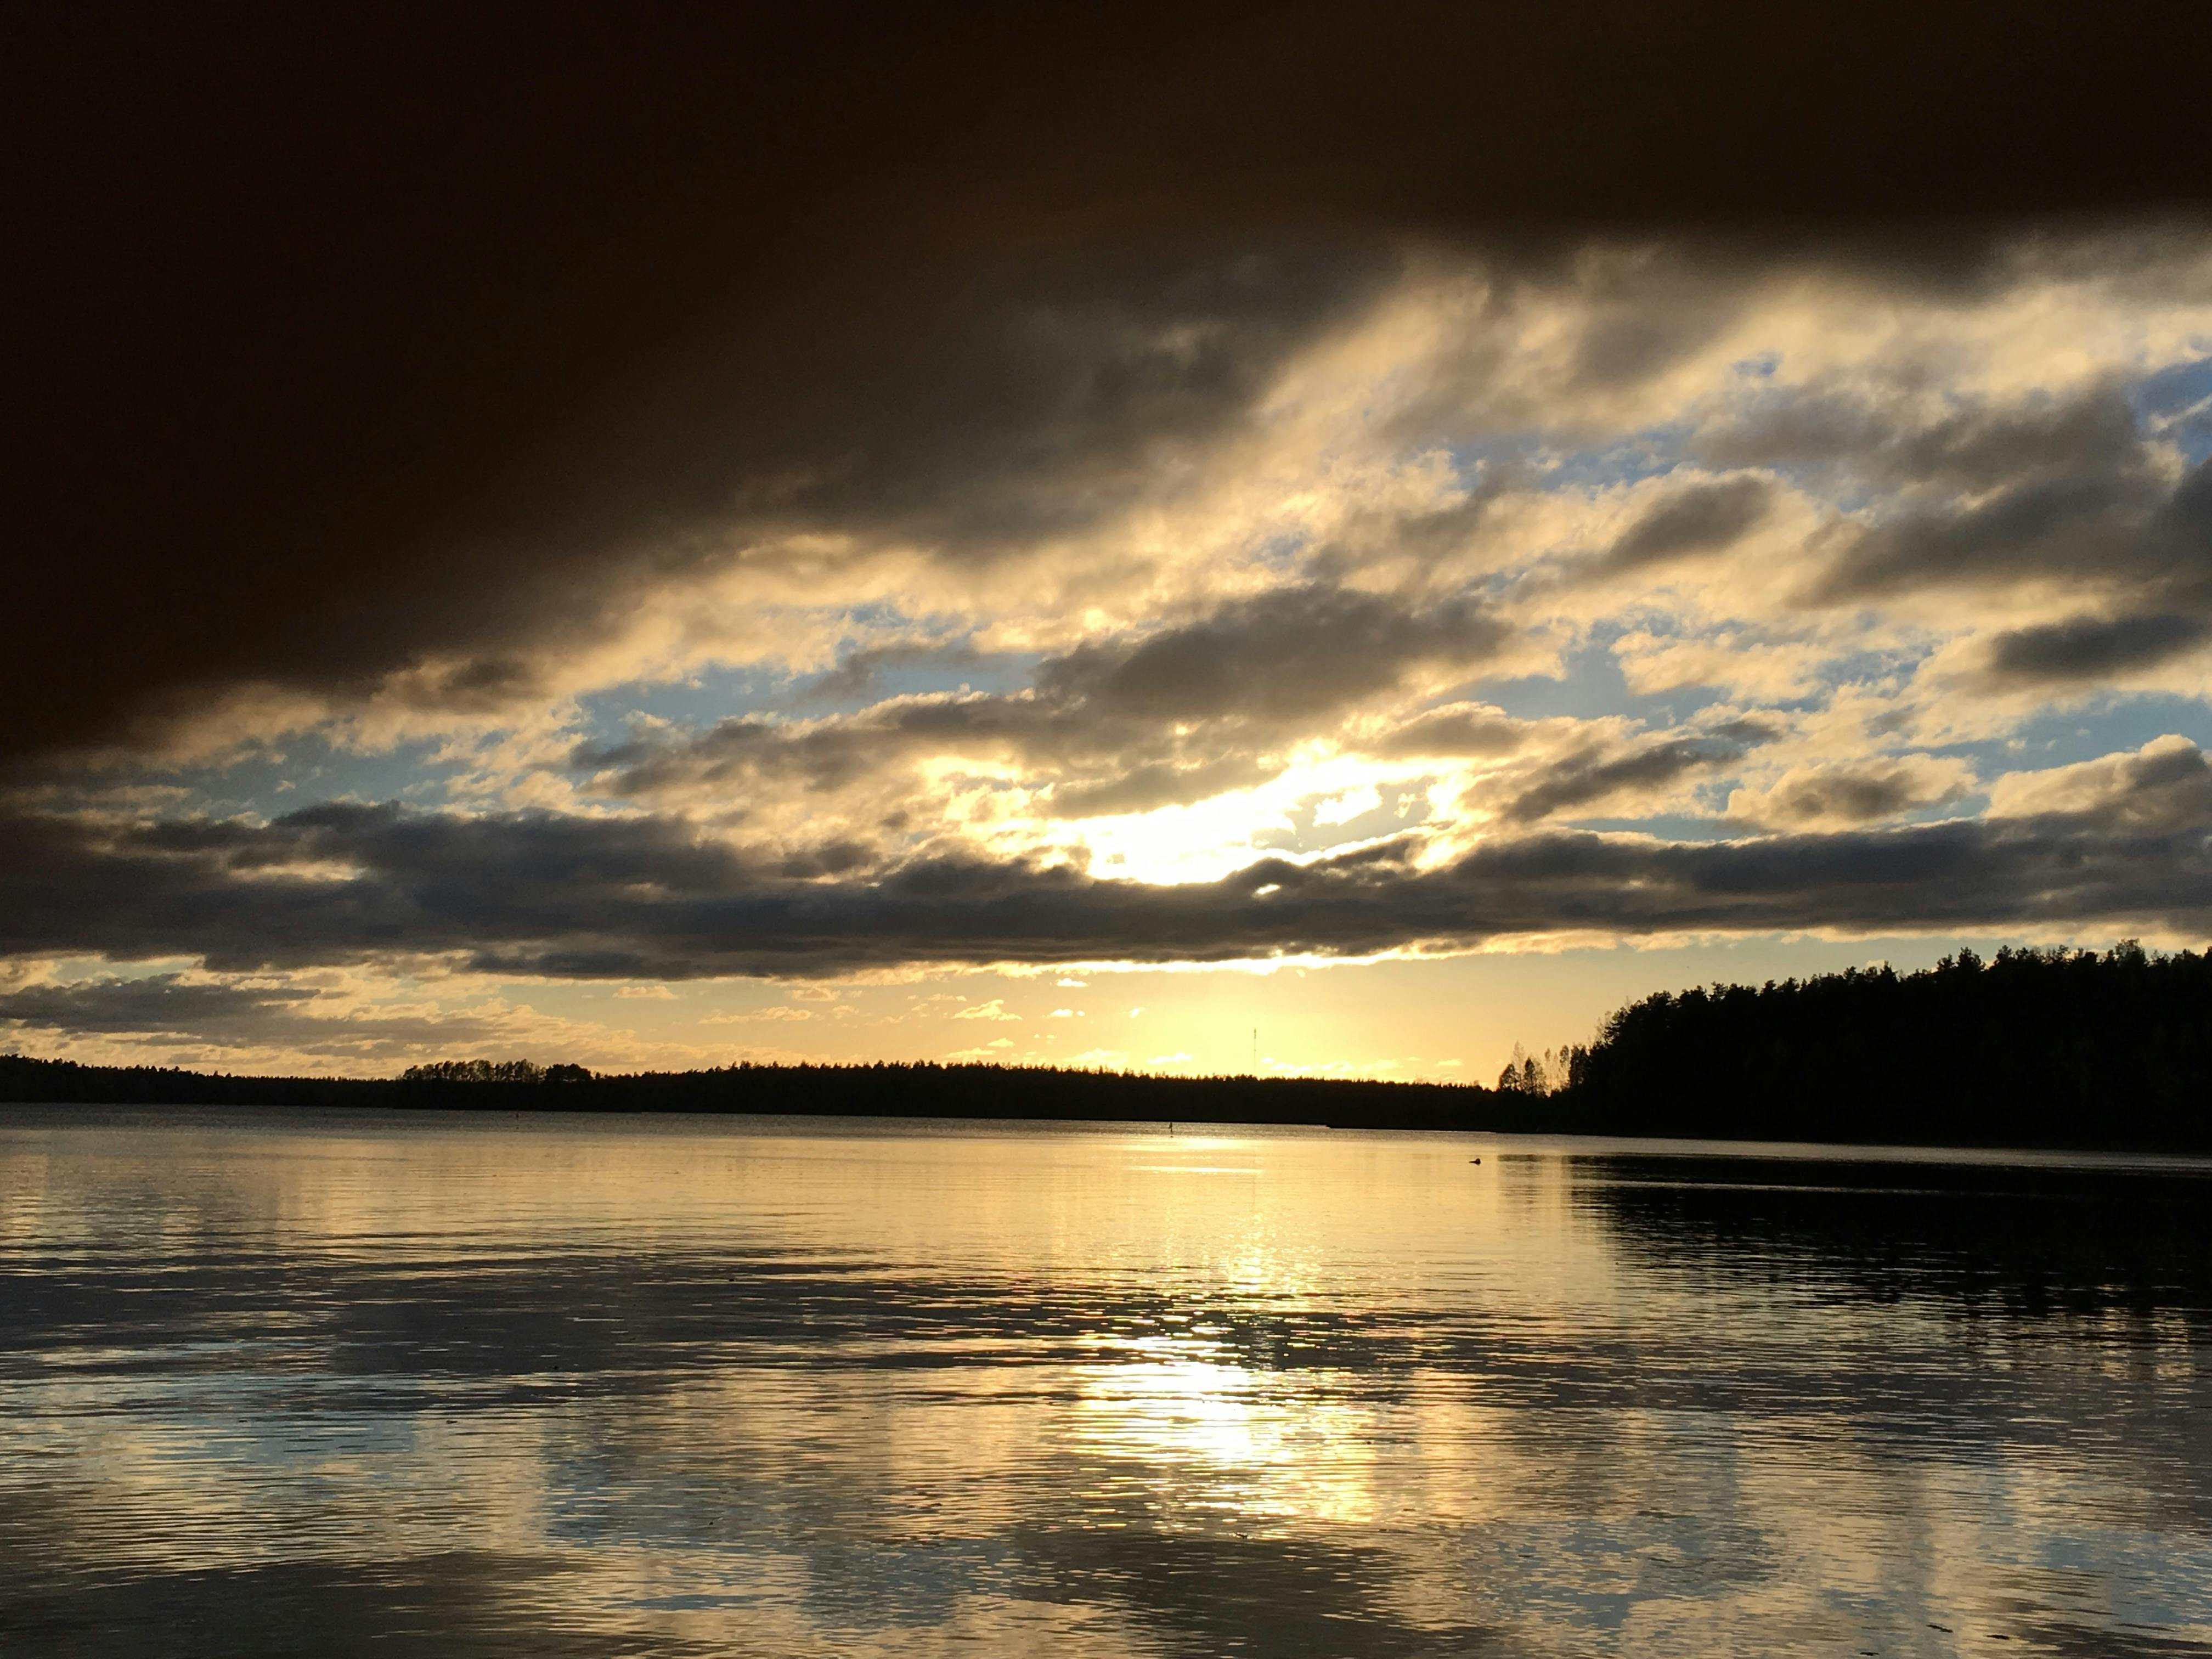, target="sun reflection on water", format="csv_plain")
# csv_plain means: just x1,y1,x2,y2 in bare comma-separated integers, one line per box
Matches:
2,1110,2209,1657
